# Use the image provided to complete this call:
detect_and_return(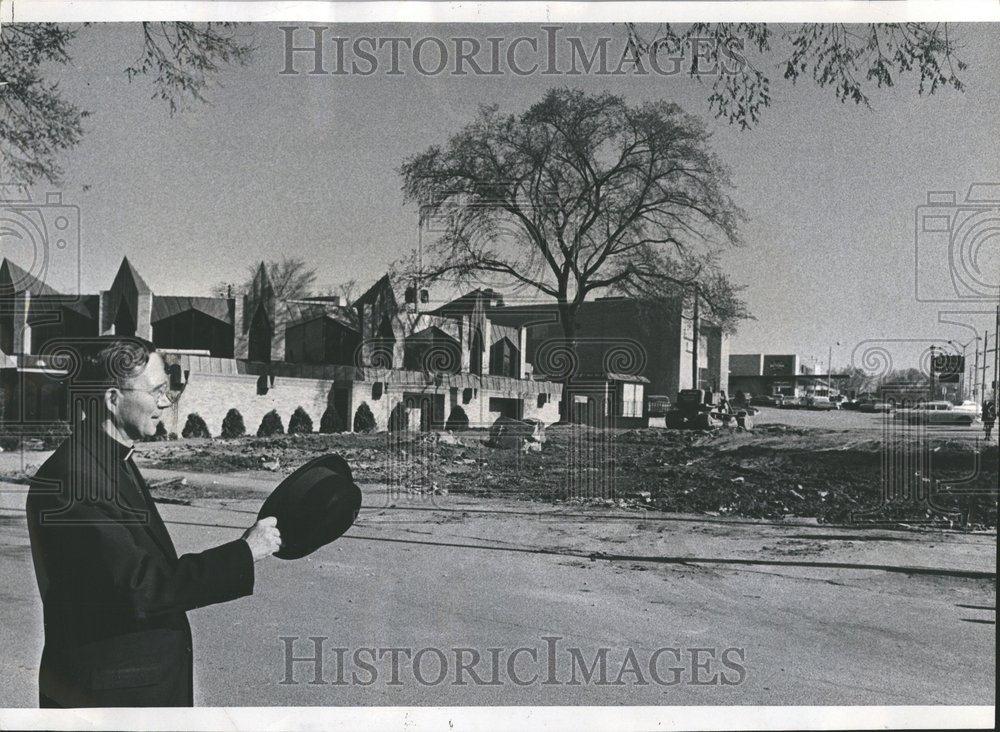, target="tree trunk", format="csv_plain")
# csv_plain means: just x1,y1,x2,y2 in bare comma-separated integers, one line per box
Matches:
557,303,580,423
